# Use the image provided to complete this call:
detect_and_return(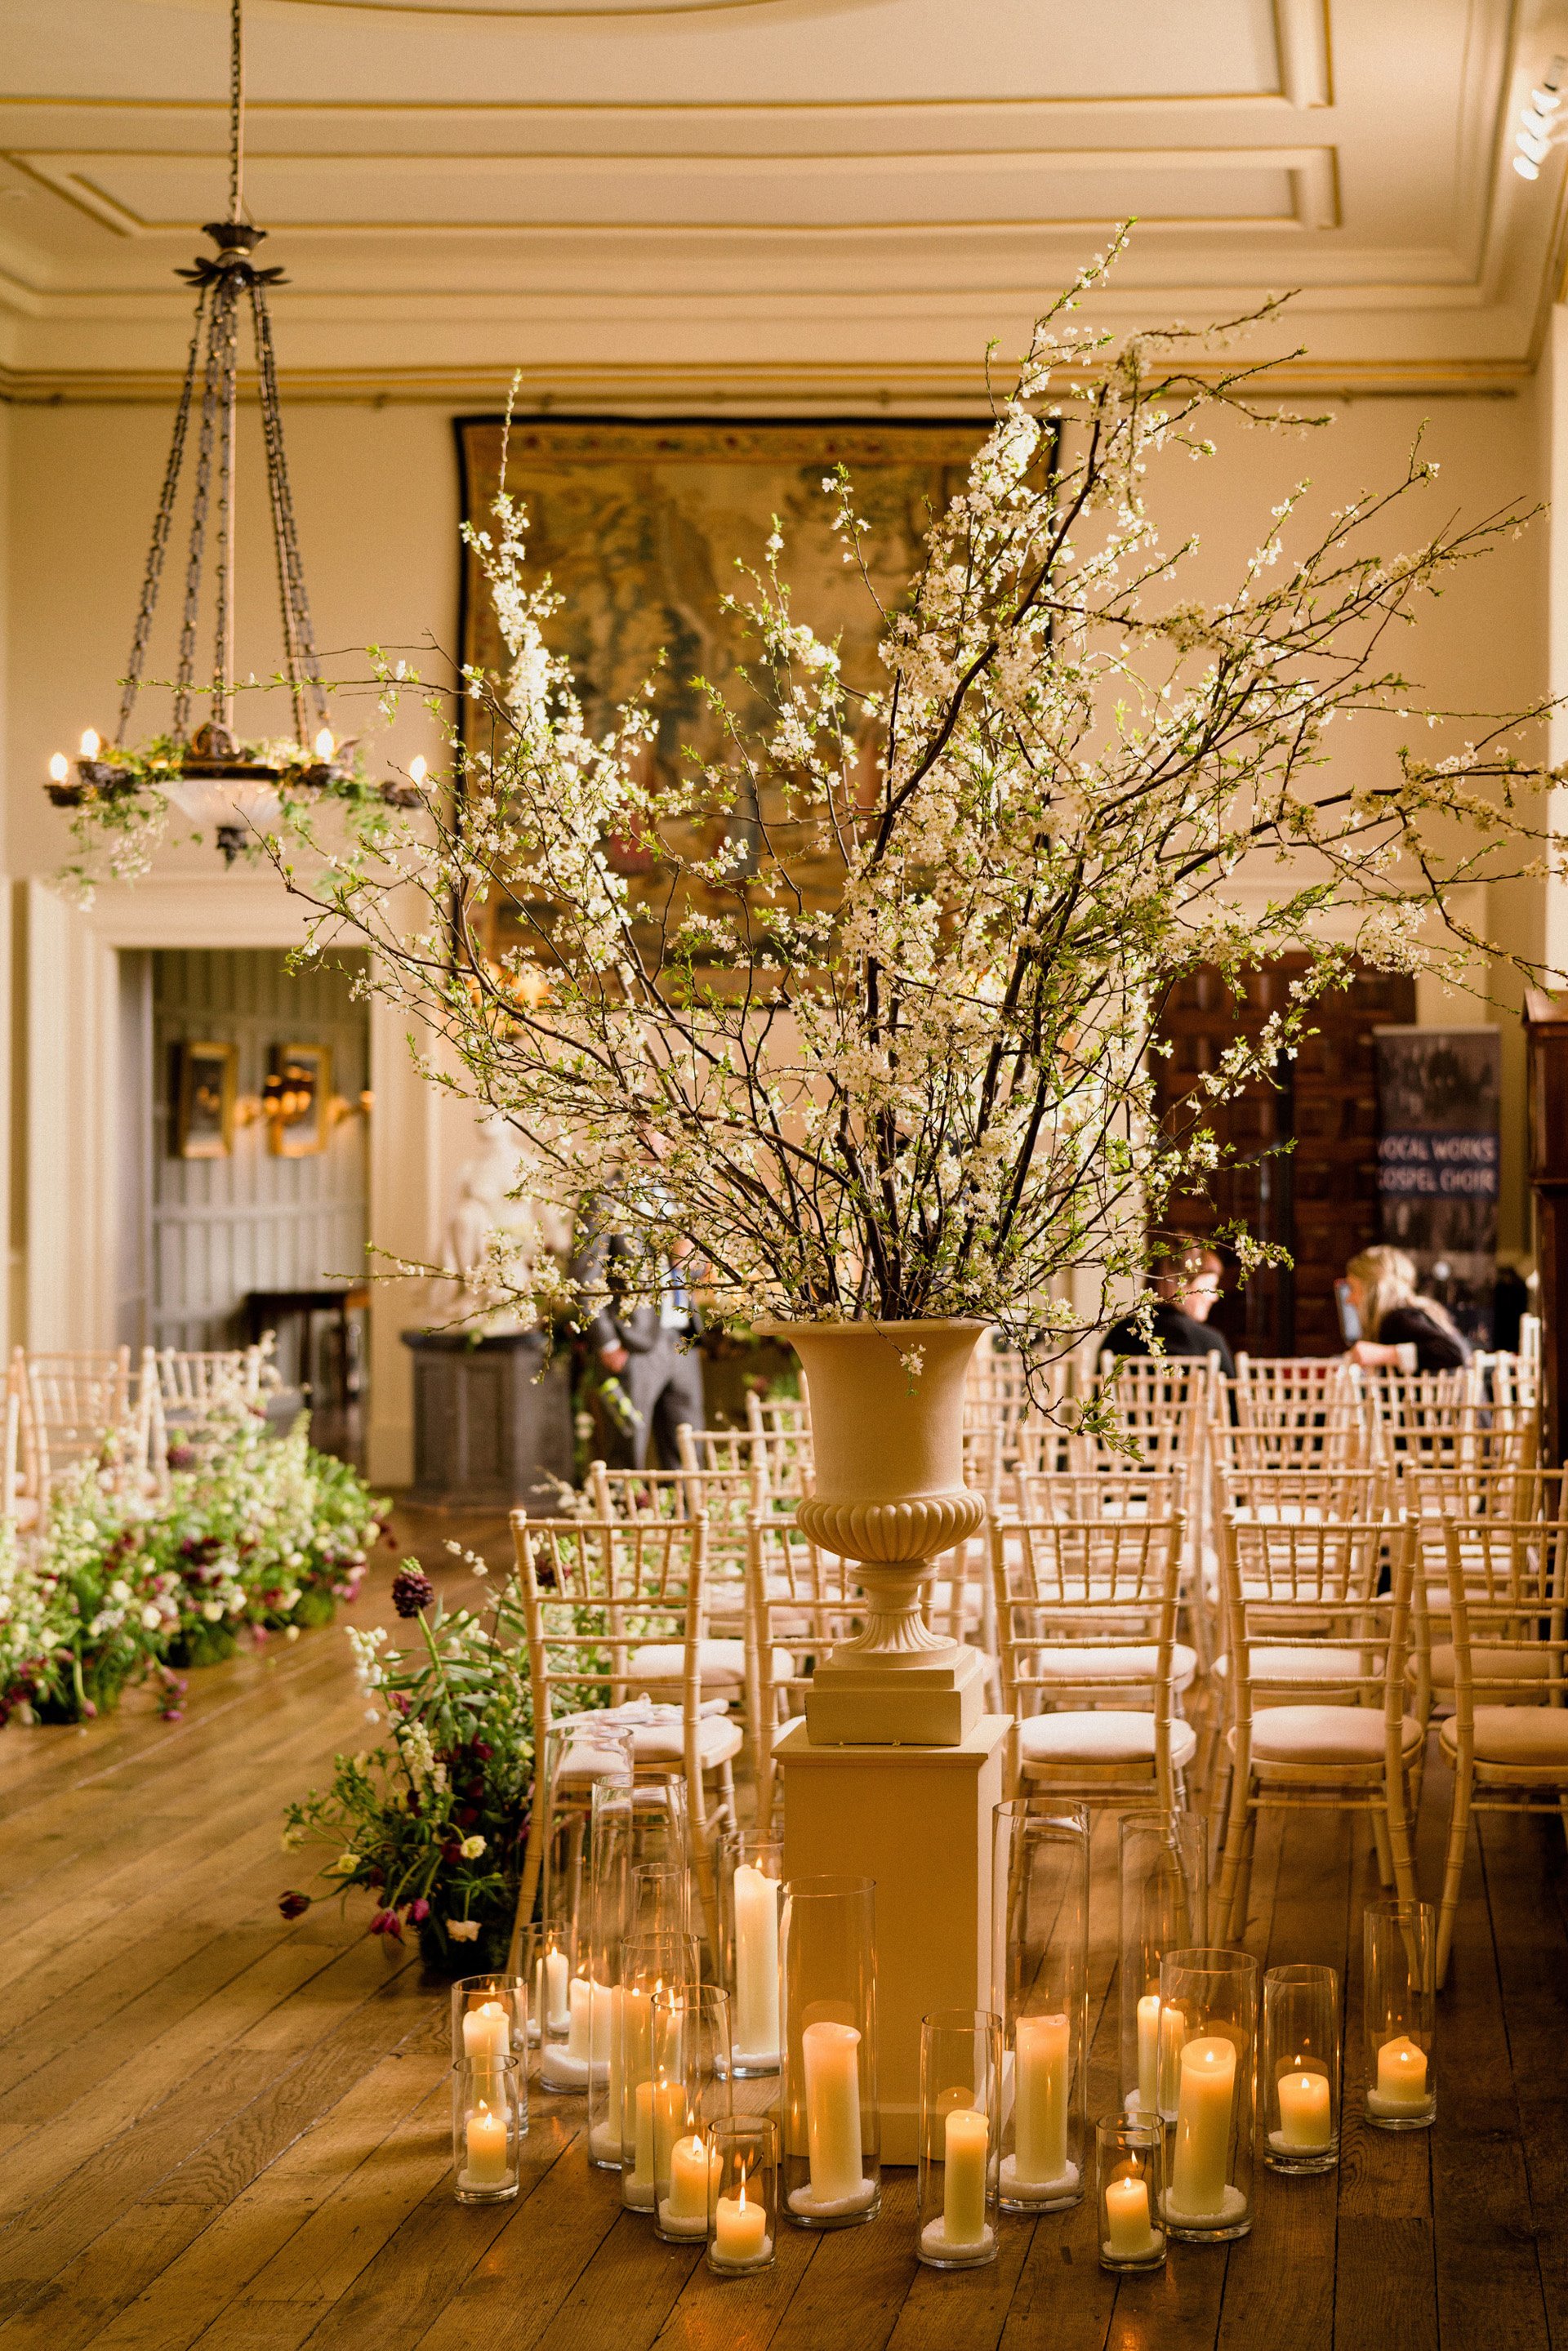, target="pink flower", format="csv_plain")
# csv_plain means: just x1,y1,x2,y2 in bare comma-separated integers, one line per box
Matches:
368,1908,404,1940
407,1898,430,1925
